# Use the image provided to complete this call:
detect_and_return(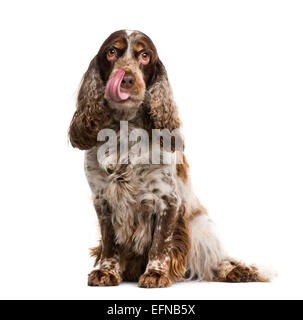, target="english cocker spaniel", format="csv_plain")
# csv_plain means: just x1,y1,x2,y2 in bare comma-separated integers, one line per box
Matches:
69,30,270,288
